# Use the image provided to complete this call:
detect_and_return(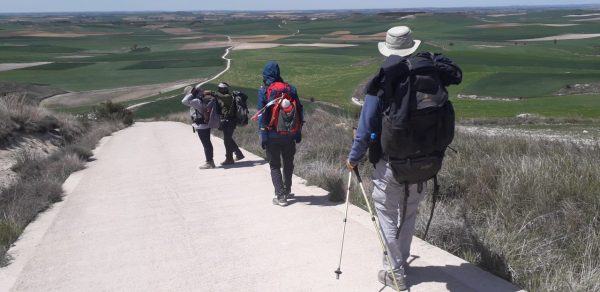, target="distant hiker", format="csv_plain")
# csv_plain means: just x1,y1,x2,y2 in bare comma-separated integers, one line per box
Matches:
209,82,245,165
346,26,462,290
181,84,220,169
256,61,304,207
